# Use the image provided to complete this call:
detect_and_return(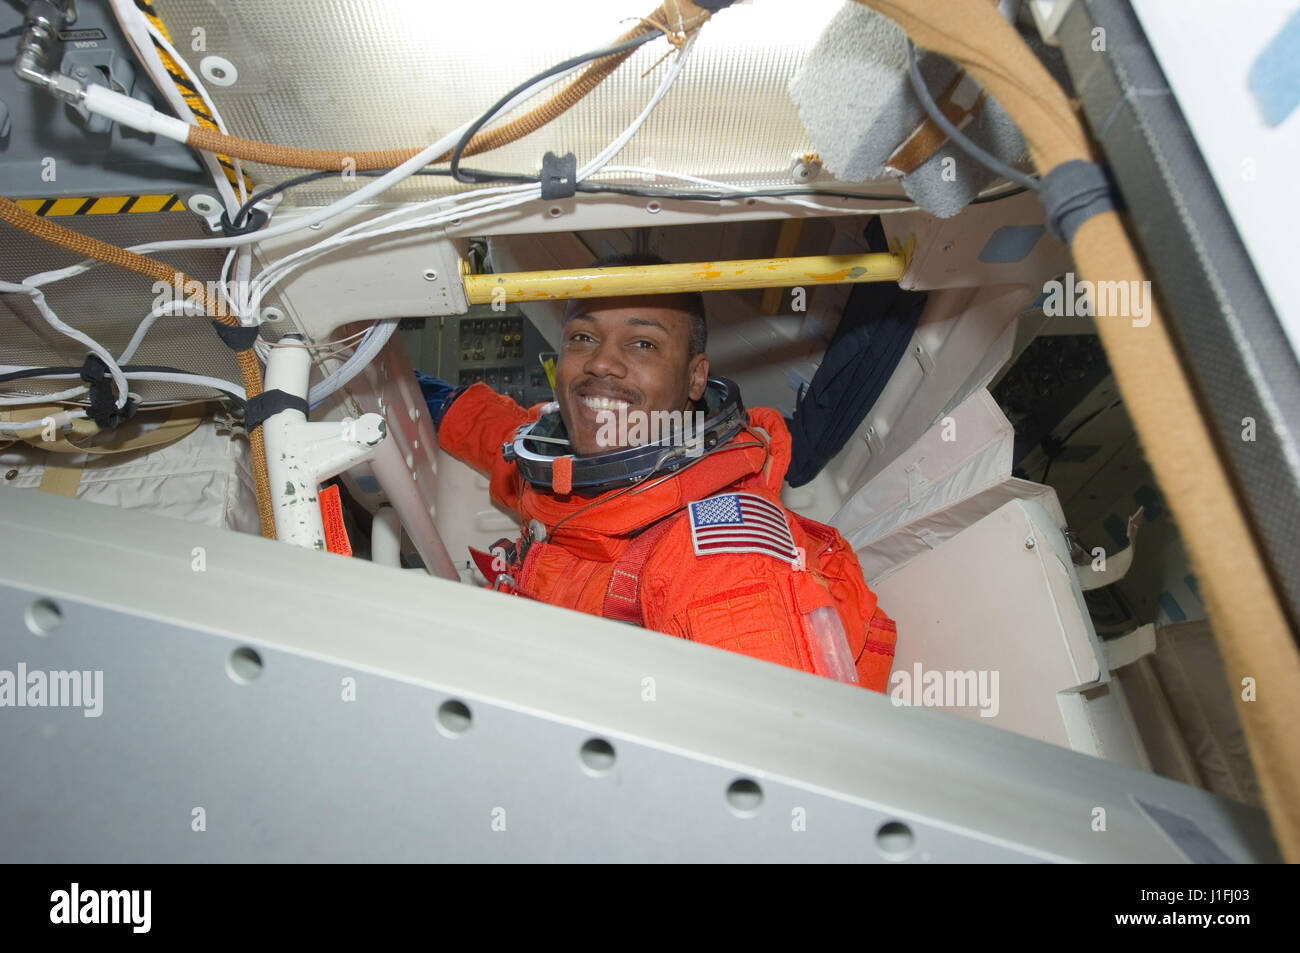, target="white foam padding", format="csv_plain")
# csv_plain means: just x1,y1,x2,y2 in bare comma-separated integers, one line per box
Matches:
789,1,1027,217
